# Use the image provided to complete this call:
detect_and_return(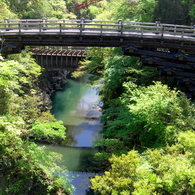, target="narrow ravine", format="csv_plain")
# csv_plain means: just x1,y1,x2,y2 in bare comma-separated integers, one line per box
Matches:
46,74,103,194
